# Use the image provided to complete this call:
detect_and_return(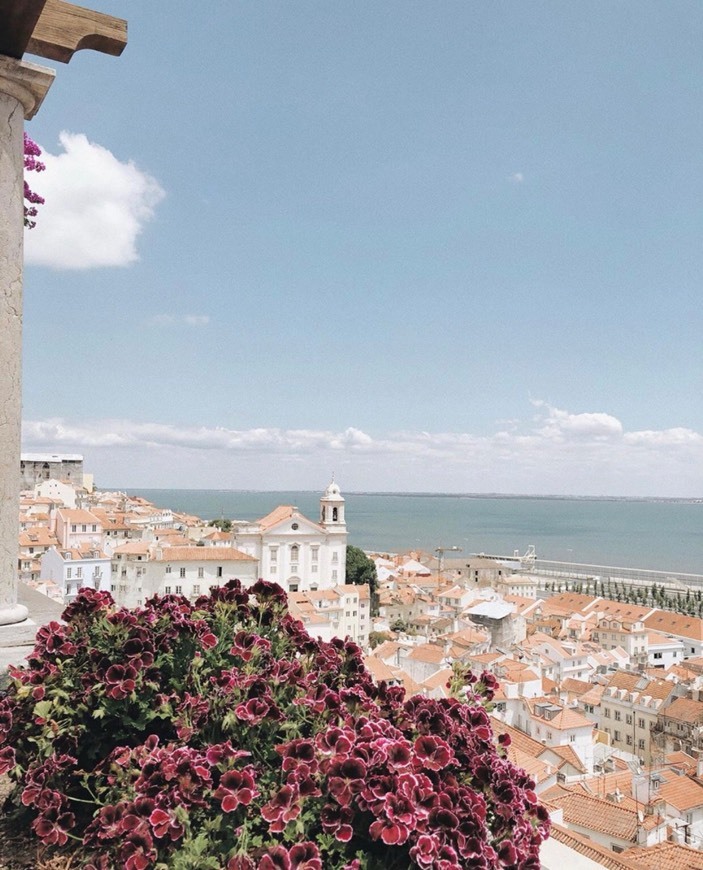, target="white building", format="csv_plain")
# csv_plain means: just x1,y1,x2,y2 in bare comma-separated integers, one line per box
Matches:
231,480,347,593
55,508,103,550
507,697,596,774
111,543,259,608
41,545,111,600
647,631,686,669
289,584,371,647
